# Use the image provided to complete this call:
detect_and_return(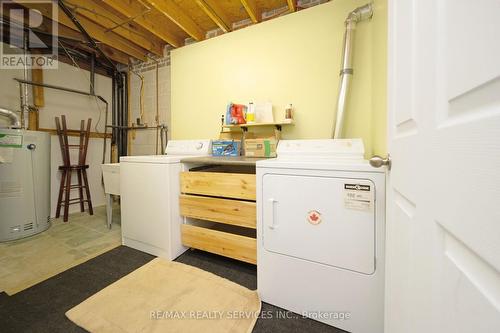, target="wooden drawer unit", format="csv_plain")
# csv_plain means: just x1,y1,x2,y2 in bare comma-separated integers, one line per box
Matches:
180,166,257,264
180,171,256,200
180,194,256,229
181,224,256,265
